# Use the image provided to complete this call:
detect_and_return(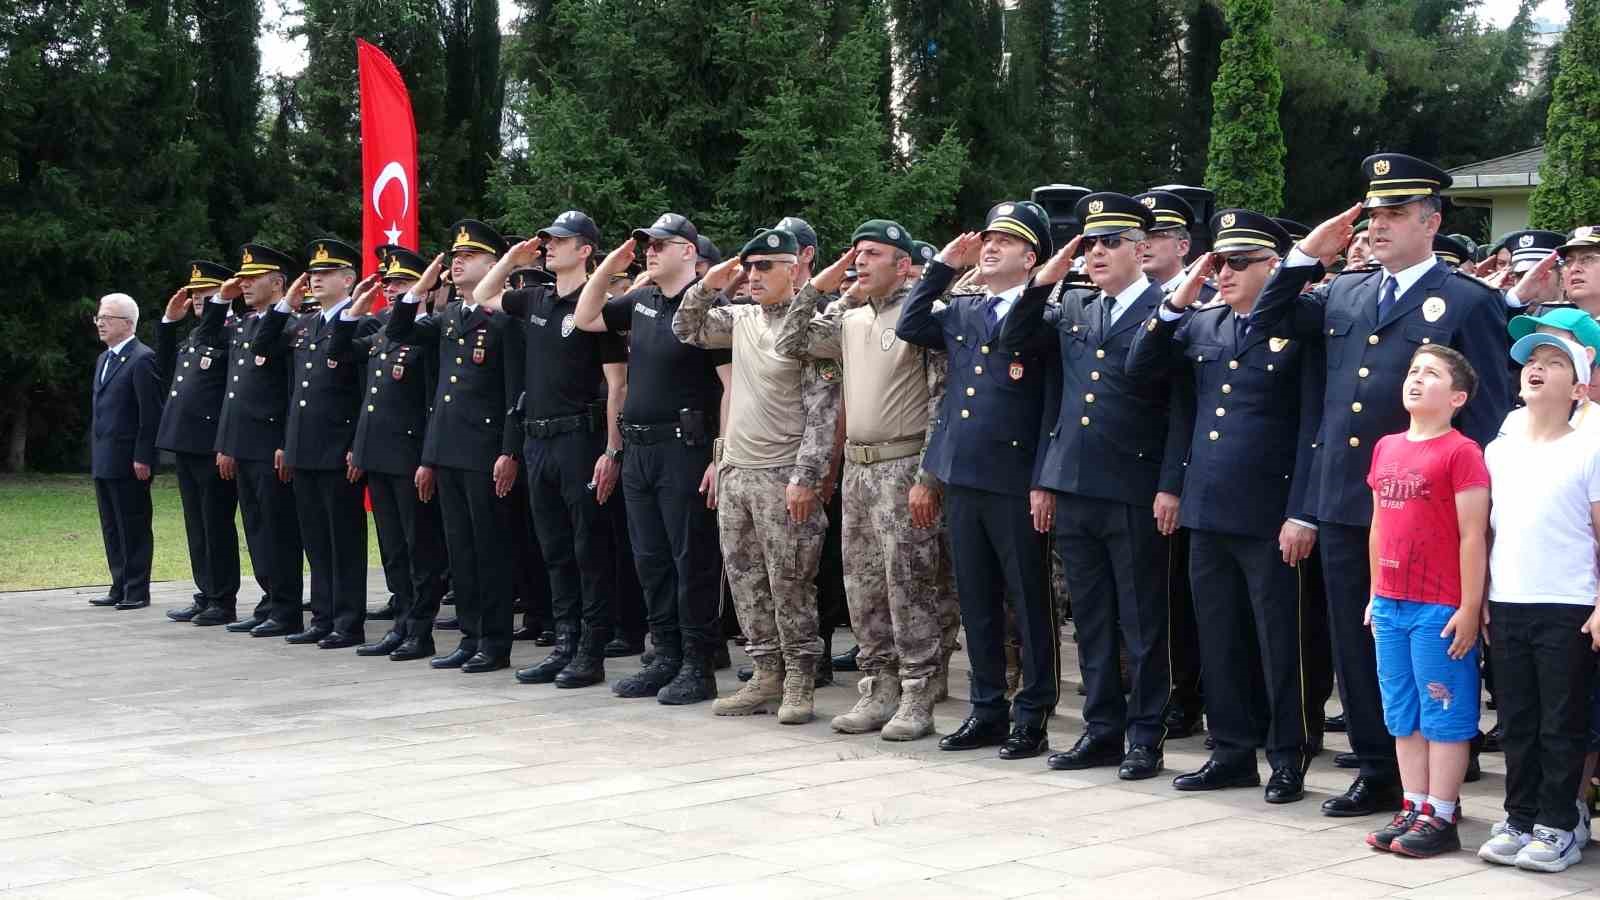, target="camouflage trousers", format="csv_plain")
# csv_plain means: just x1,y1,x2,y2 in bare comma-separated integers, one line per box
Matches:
841,456,959,680
718,465,827,660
